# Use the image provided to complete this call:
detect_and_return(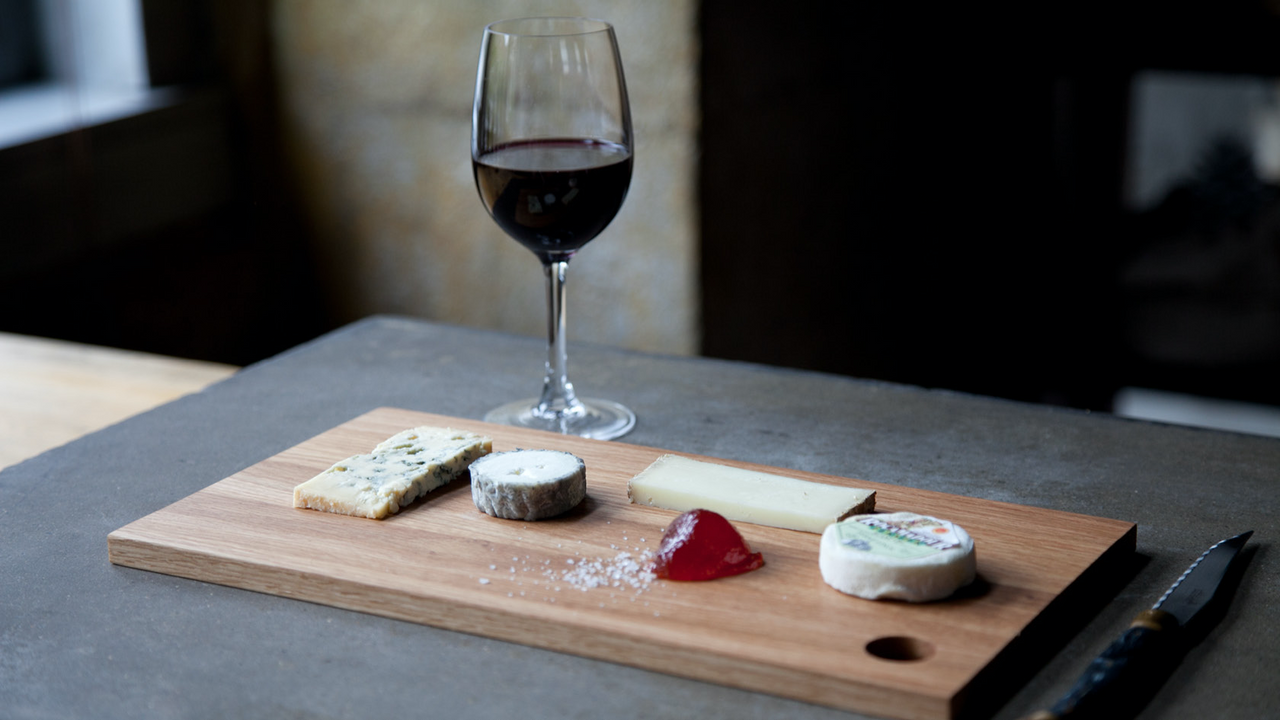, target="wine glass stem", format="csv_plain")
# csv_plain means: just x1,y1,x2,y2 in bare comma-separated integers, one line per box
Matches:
538,259,582,416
